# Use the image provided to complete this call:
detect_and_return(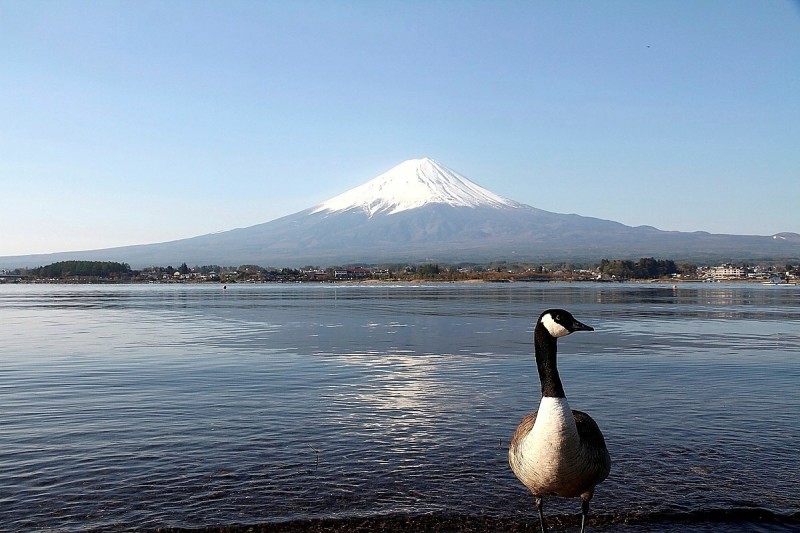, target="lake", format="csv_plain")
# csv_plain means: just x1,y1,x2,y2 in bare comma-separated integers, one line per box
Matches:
1,282,798,532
